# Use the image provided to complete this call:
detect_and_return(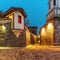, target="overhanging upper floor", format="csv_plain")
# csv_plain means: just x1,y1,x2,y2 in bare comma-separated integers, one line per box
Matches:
47,7,60,21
